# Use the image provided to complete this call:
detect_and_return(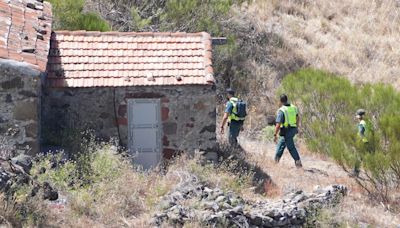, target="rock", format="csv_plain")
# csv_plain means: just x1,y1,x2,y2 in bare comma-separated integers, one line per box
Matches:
13,100,38,121
18,90,38,97
170,191,184,201
262,216,274,227
265,208,280,218
221,202,233,209
159,199,175,210
203,186,213,193
163,122,177,135
25,122,38,138
205,212,227,224
39,167,46,174
5,94,12,103
215,195,225,203
1,77,24,90
11,154,33,173
42,182,58,201
167,210,181,222
275,216,290,227
0,168,11,190
151,212,167,226
201,201,219,211
151,173,347,227
6,127,20,136
229,205,243,215
30,184,40,197
207,193,218,201
204,152,218,164
248,212,263,226
292,193,307,203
